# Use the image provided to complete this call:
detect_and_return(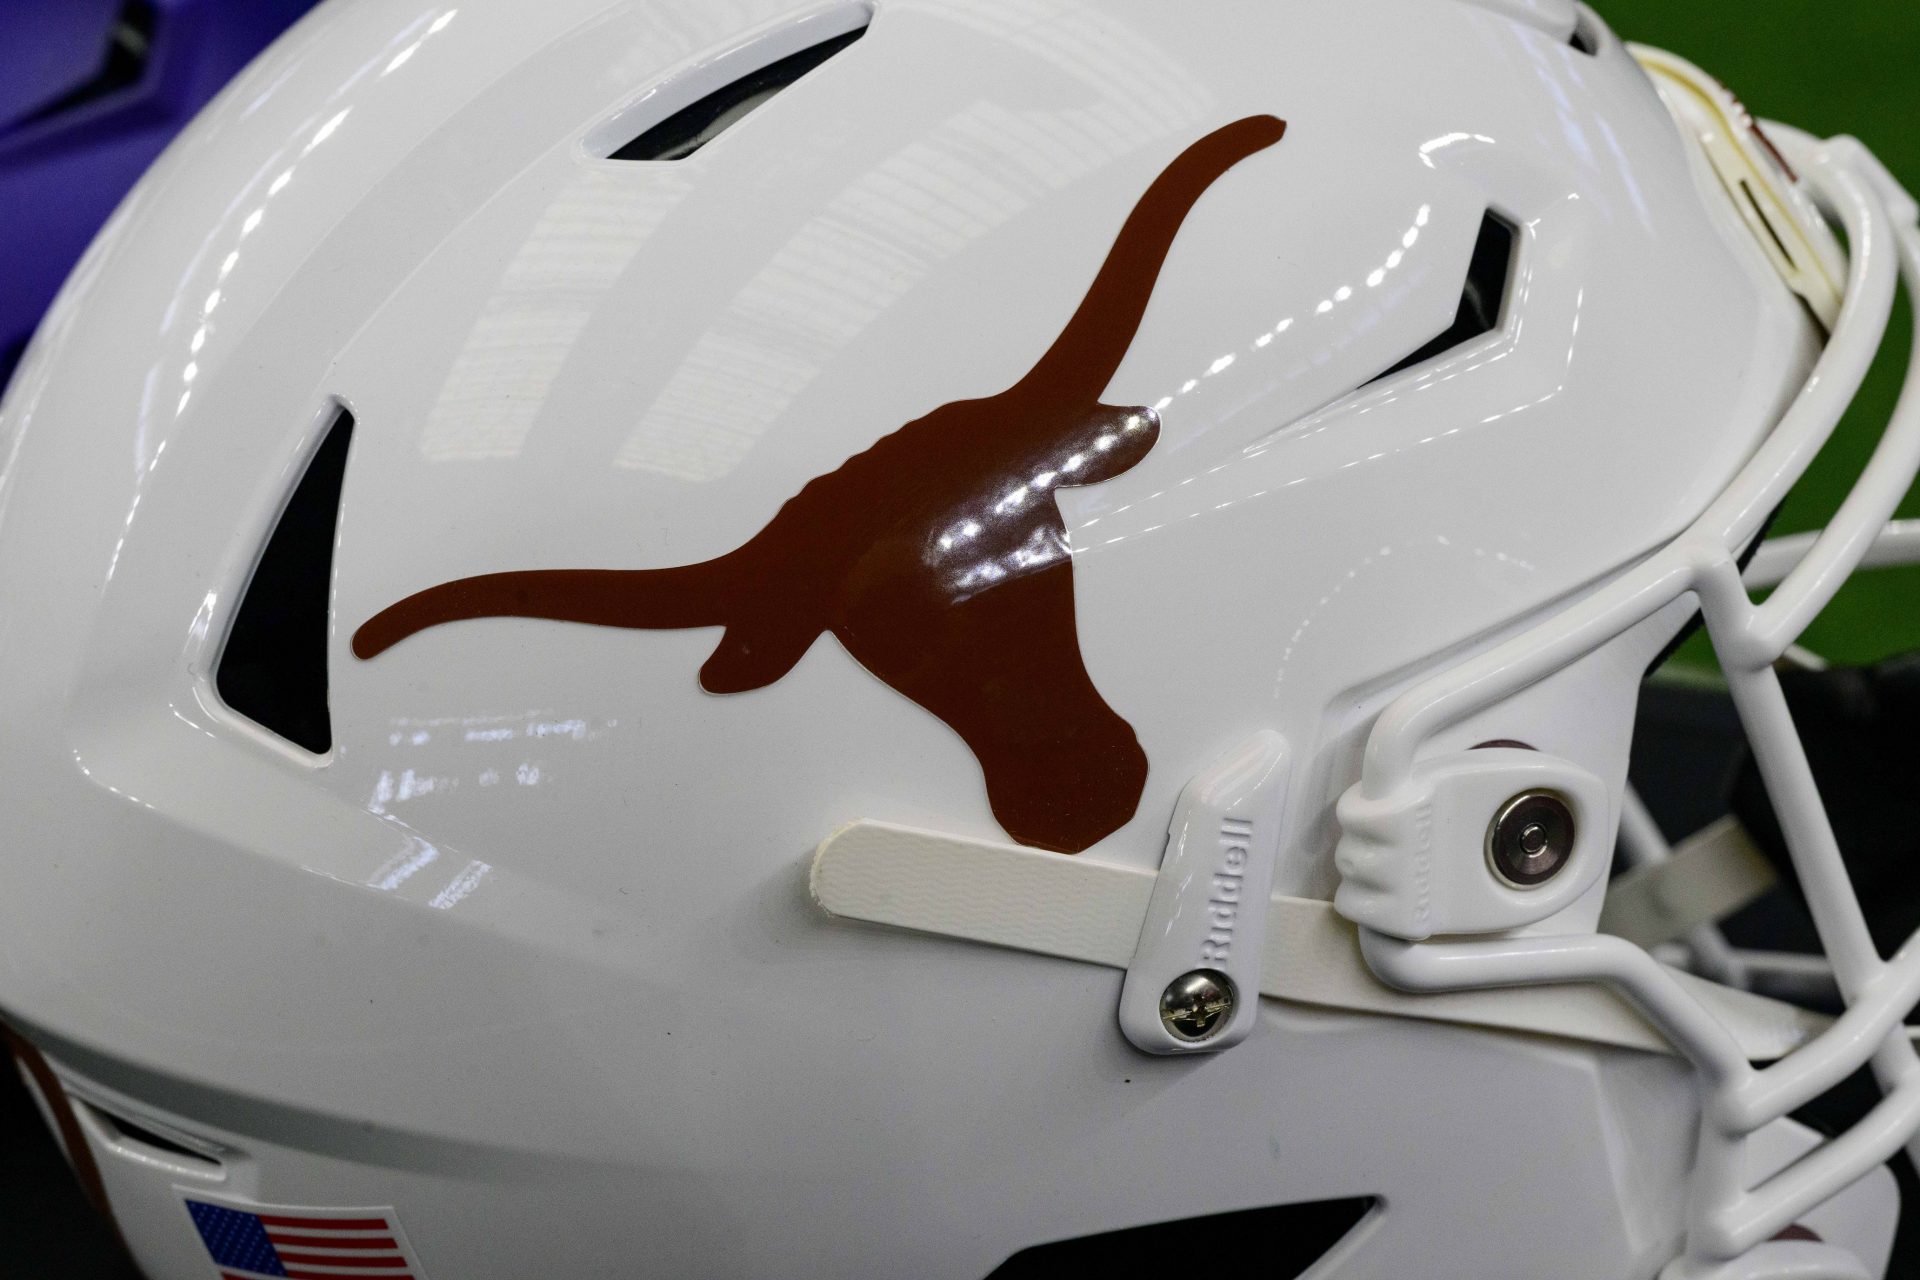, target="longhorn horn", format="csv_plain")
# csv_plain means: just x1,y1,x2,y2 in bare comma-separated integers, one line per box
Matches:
352,562,738,659
1011,114,1286,403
